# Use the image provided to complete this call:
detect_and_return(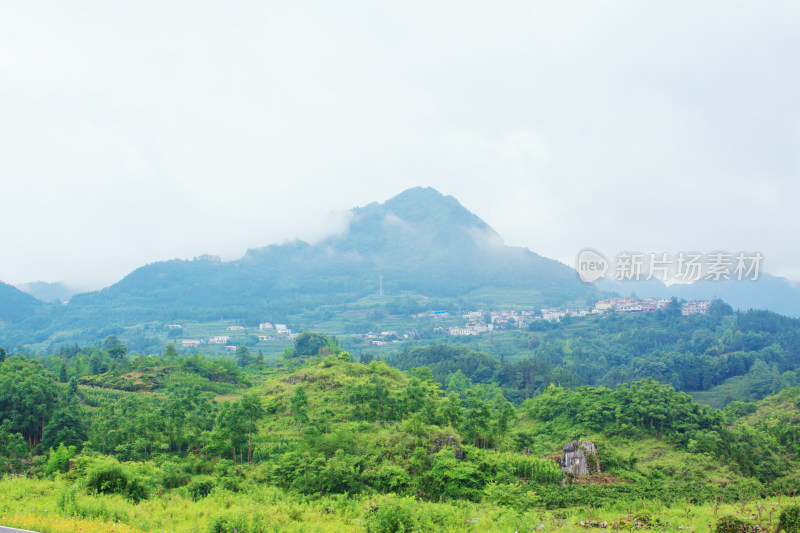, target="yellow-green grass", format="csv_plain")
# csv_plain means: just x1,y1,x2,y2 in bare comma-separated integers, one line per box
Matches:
2,477,797,532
